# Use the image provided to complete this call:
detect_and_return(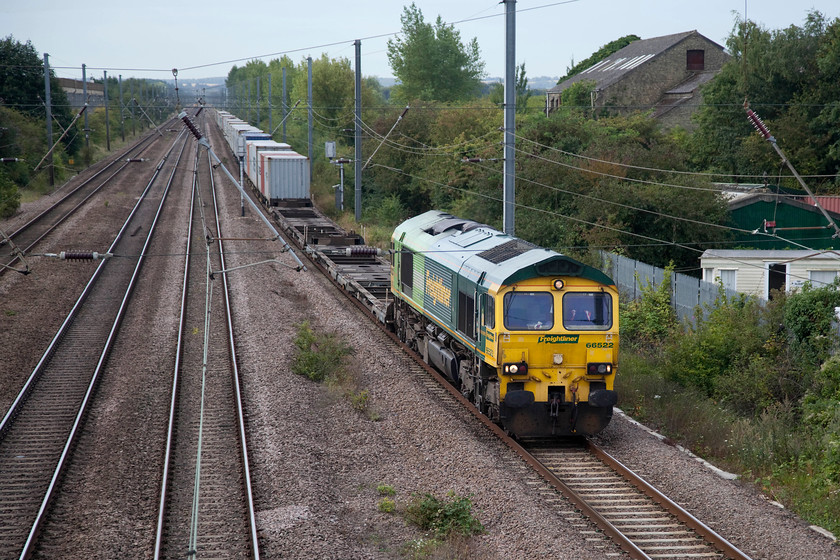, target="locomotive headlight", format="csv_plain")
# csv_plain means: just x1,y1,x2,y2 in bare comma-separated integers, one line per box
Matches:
587,362,612,375
503,362,528,375
552,279,565,290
